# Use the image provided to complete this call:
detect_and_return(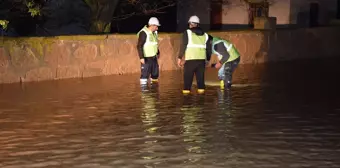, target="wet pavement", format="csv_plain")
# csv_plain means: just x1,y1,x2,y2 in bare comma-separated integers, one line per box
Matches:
0,58,340,168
